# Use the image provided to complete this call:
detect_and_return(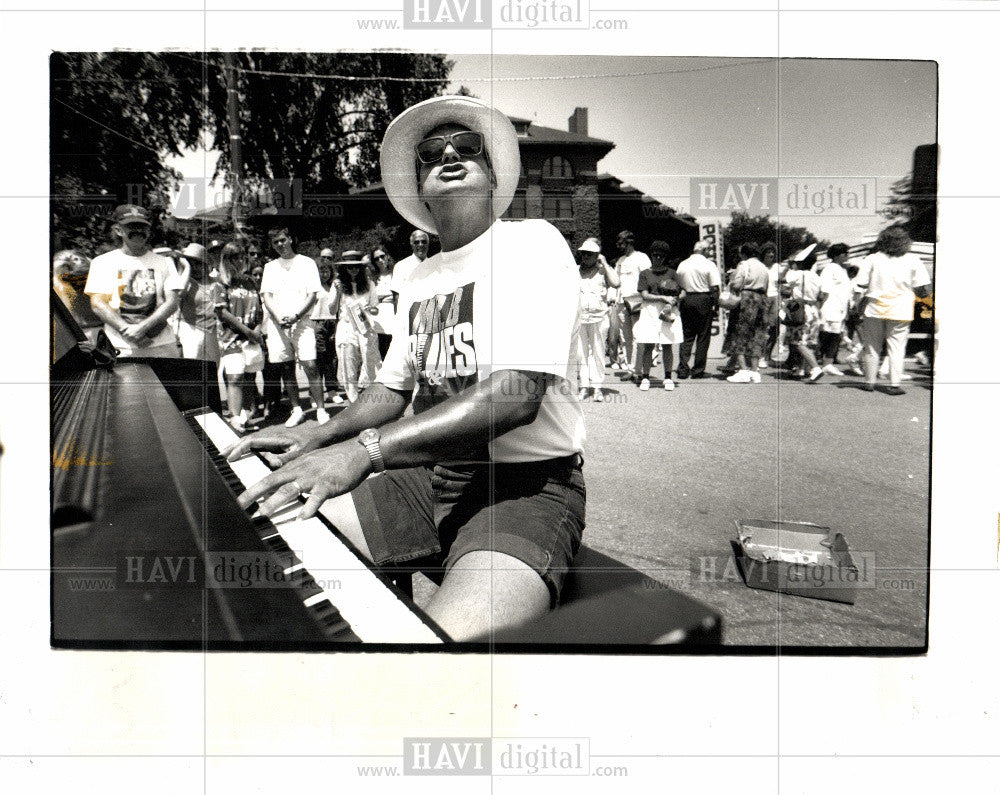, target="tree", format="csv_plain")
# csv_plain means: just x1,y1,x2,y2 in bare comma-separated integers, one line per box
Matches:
51,52,210,251
721,212,828,271
203,53,452,212
50,52,454,251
